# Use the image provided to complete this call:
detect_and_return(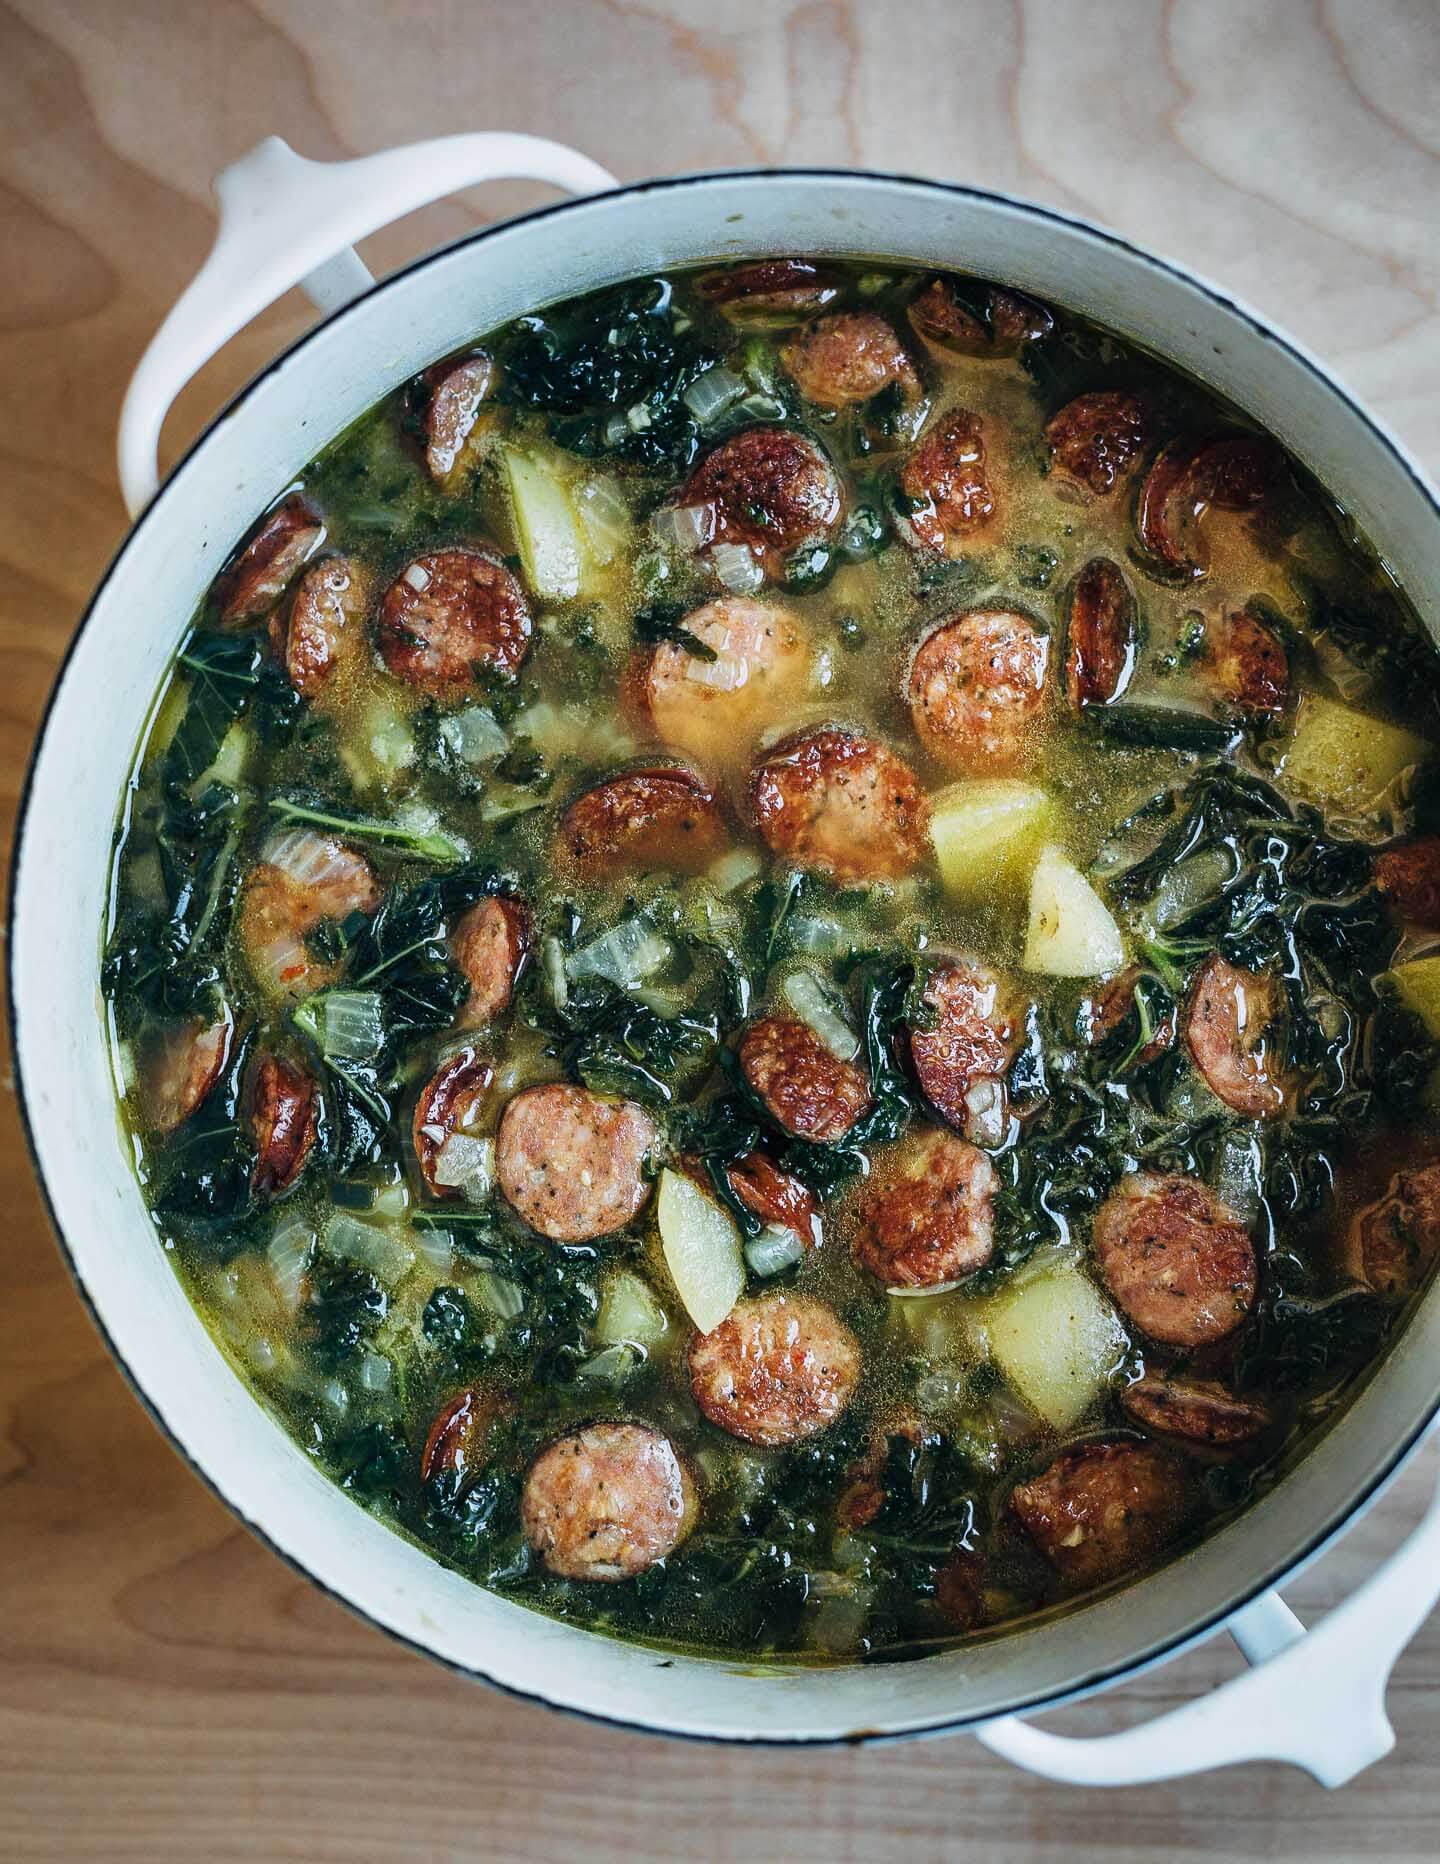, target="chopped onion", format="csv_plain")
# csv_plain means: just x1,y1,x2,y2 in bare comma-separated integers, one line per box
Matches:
787,914,853,957
319,1212,414,1288
267,1215,315,1311
261,827,350,887
964,1079,1007,1149
475,1266,525,1321
307,990,385,1063
402,562,431,592
568,915,673,991
246,1336,277,1374
433,1133,495,1204
626,402,653,433
574,476,630,563
1213,1130,1264,1225
682,366,746,425
744,1224,806,1278
439,705,509,766
711,540,764,594
370,1179,410,1221
320,1377,349,1414
708,847,765,894
653,503,714,554
574,1342,641,1385
542,934,569,1011
737,392,785,422
358,1351,393,1394
412,1225,455,1272
782,969,859,1061
1141,844,1237,932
